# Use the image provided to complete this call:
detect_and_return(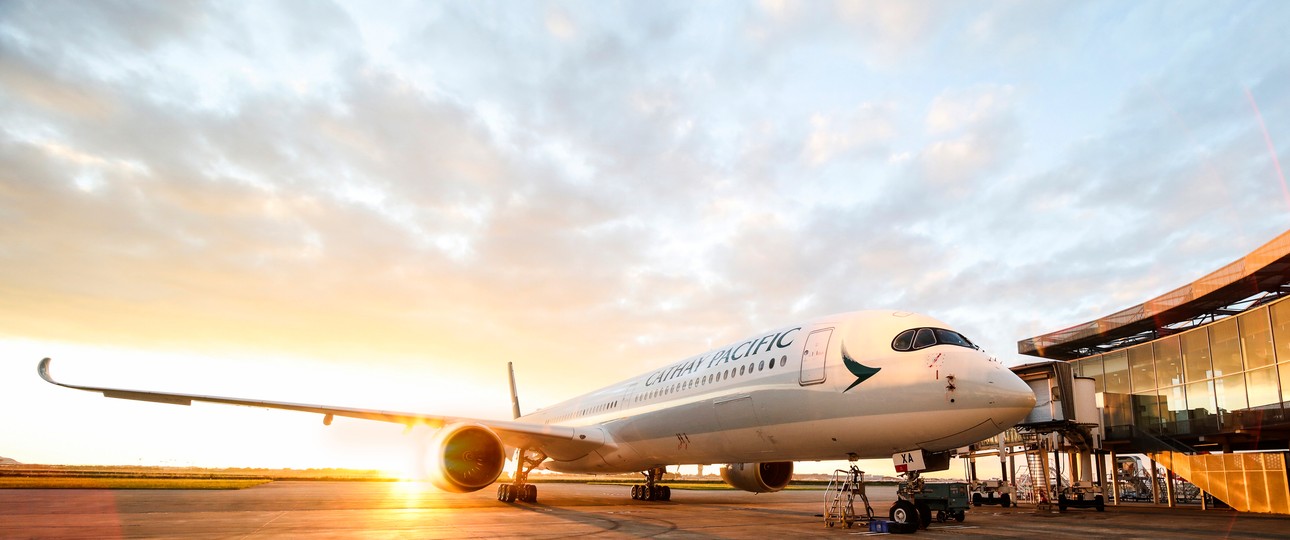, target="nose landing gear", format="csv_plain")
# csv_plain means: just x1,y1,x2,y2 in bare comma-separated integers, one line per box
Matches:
889,471,930,531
